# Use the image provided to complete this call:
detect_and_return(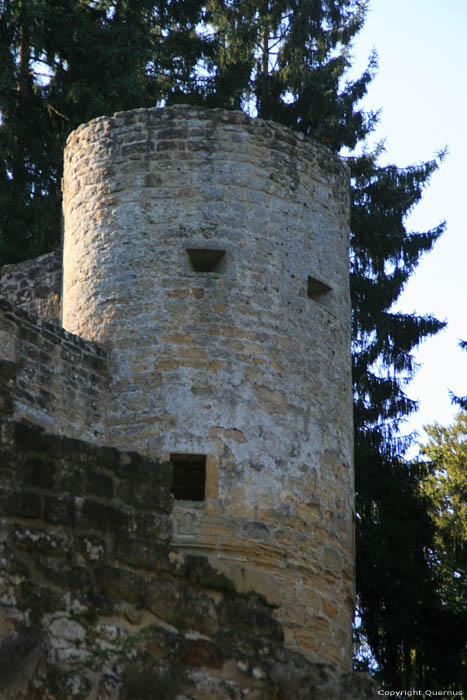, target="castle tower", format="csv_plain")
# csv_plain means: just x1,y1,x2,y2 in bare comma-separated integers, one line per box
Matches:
62,106,353,670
